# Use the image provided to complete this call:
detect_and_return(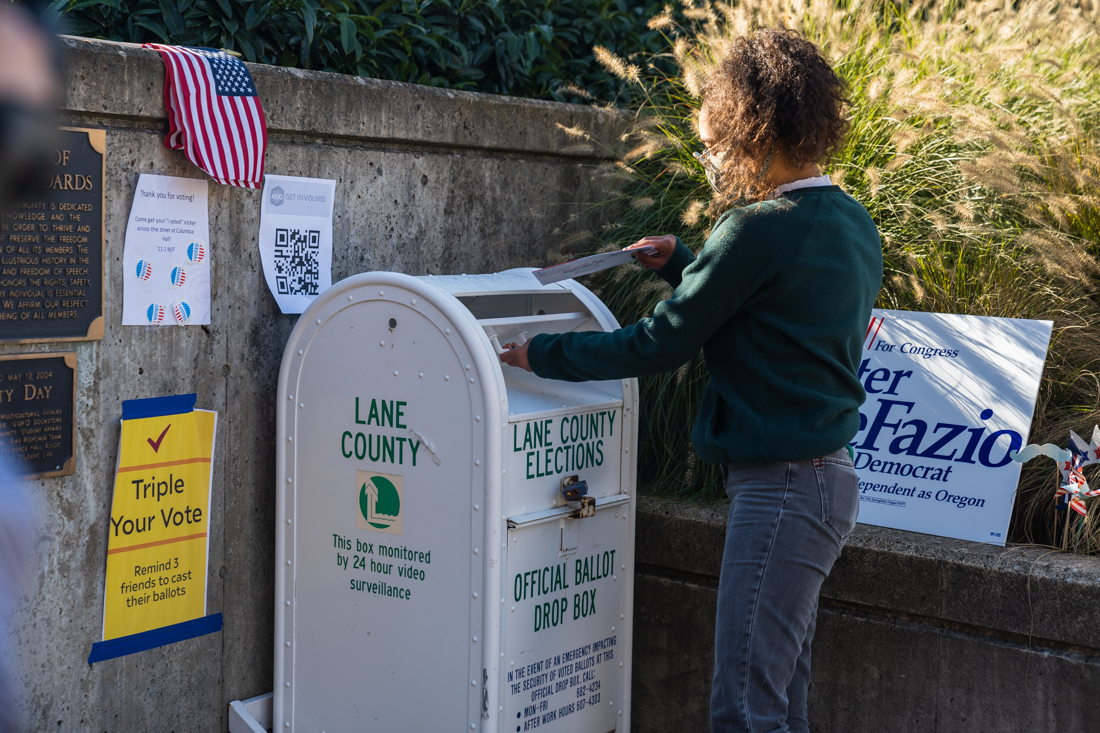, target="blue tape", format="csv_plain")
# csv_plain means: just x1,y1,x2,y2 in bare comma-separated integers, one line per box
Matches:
122,393,197,420
87,613,222,664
